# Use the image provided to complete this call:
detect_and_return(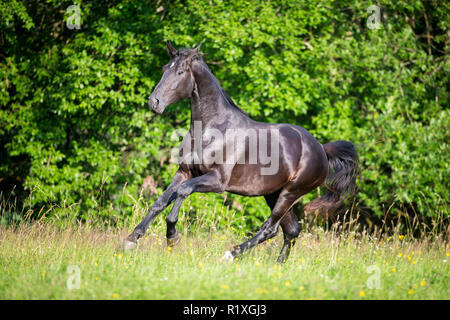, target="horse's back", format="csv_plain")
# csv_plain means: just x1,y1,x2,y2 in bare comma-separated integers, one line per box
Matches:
225,121,327,196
